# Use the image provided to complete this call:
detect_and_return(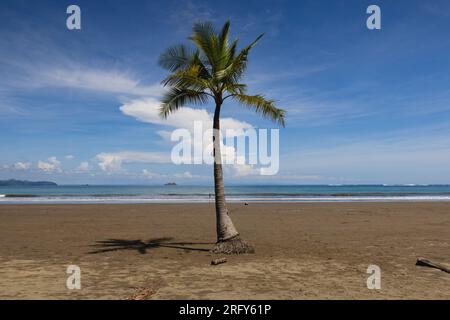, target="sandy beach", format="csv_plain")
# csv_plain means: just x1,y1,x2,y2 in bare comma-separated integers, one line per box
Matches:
0,202,449,299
